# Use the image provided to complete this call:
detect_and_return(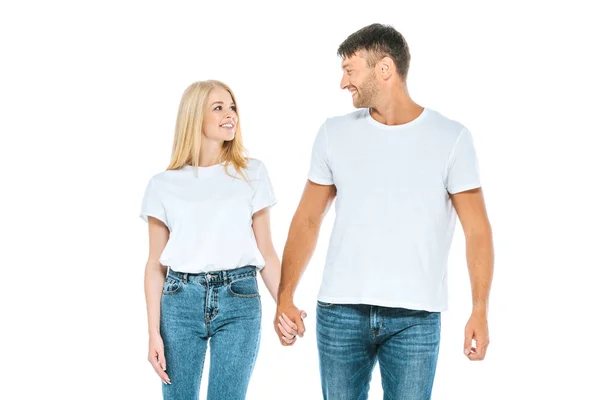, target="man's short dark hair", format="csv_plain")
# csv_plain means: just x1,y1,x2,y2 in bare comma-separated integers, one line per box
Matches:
338,23,411,80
